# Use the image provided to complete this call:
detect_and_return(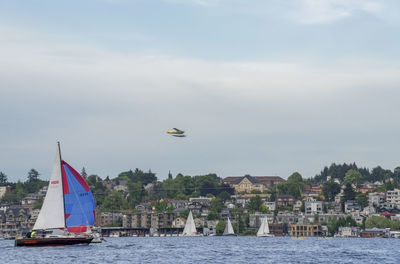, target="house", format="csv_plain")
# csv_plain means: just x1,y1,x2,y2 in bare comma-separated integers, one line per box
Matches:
173,217,186,228
168,199,188,214
276,195,295,206
345,201,360,213
293,200,303,213
223,175,284,193
264,201,276,212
